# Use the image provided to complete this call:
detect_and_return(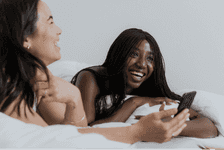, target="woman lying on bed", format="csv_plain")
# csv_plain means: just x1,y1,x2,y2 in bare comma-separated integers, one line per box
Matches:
0,0,191,144
70,28,218,138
